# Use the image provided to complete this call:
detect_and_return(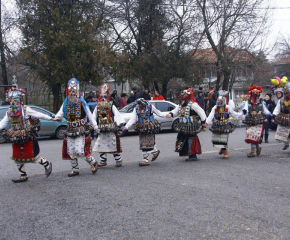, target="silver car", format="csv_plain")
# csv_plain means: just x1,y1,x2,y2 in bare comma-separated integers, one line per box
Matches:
119,100,180,133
